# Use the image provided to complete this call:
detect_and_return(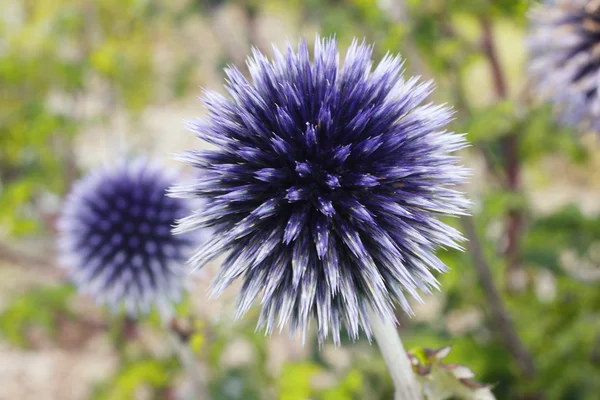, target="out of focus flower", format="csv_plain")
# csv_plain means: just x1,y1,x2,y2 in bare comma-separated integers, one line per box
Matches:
58,158,193,316
528,0,600,131
172,37,469,343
